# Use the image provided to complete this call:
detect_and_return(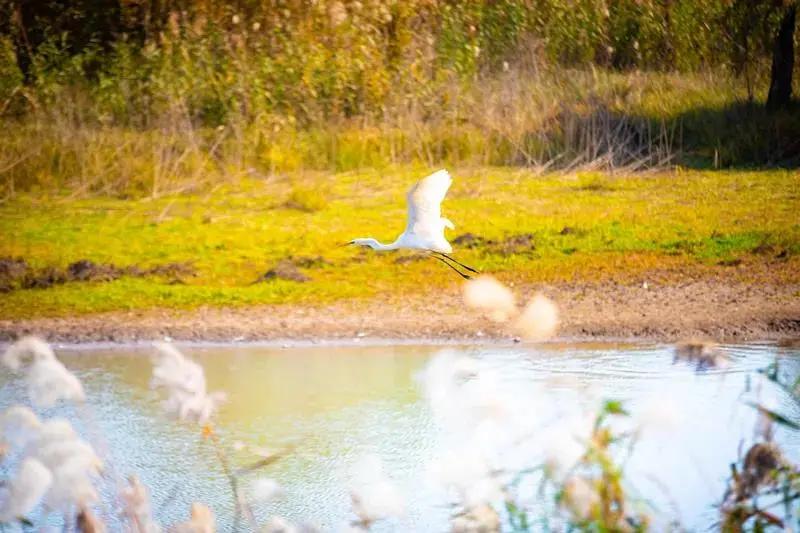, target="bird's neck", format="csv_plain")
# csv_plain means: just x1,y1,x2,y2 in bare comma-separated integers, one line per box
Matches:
355,238,399,251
